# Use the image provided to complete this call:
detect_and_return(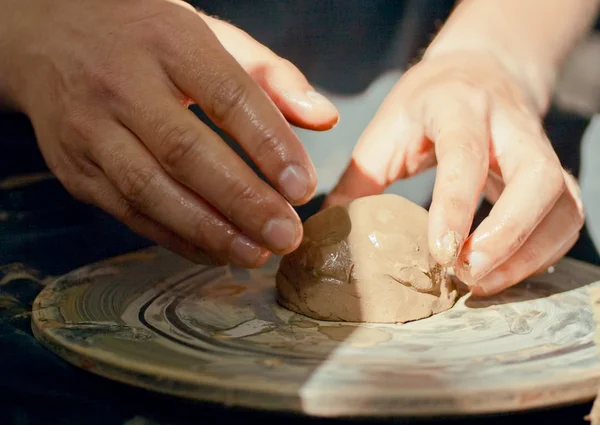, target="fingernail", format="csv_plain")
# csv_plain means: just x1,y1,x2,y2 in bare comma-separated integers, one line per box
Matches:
256,249,272,265
279,164,309,202
306,90,336,109
473,273,506,296
434,231,460,265
230,235,263,266
466,251,491,278
261,218,298,252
